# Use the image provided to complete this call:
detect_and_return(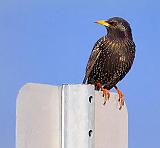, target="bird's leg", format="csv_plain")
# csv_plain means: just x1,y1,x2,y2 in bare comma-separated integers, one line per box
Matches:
102,88,110,105
114,86,124,110
96,82,110,105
